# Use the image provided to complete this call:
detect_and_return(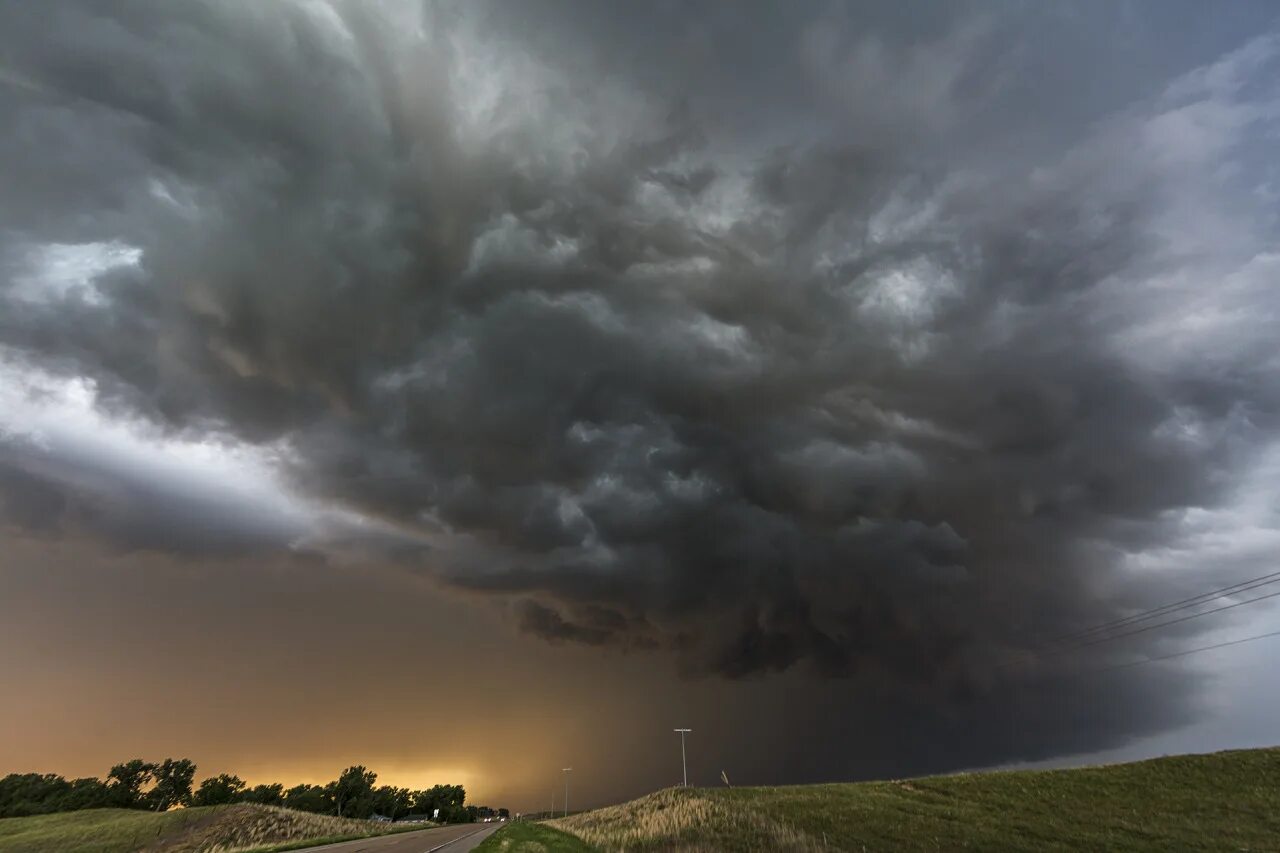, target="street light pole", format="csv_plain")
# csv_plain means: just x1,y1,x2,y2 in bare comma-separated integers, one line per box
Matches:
674,729,691,787
562,768,572,817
